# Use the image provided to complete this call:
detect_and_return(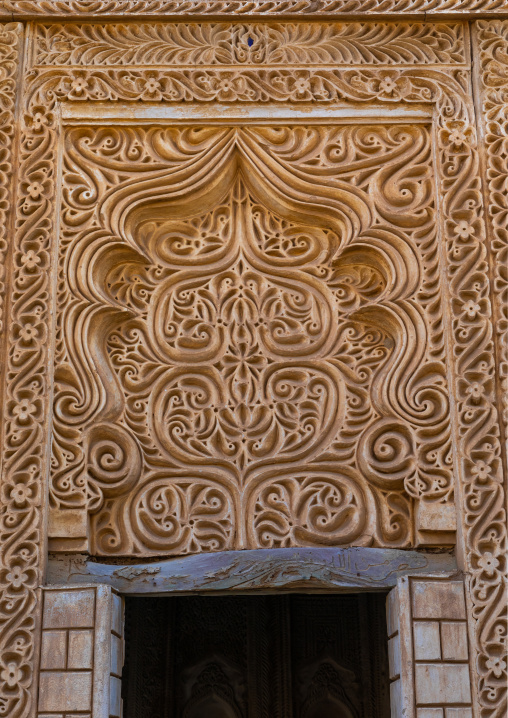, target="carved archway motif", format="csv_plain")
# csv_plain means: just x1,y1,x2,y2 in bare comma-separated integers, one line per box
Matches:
53,123,451,555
